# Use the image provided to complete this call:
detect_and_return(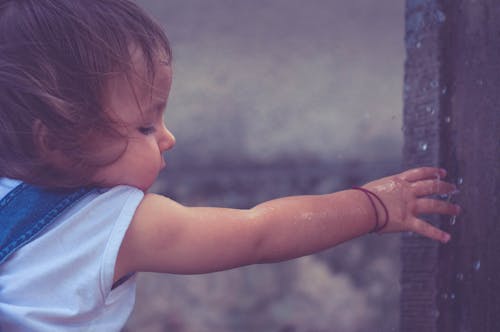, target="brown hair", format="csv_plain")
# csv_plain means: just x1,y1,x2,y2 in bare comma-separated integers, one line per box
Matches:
0,0,171,188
